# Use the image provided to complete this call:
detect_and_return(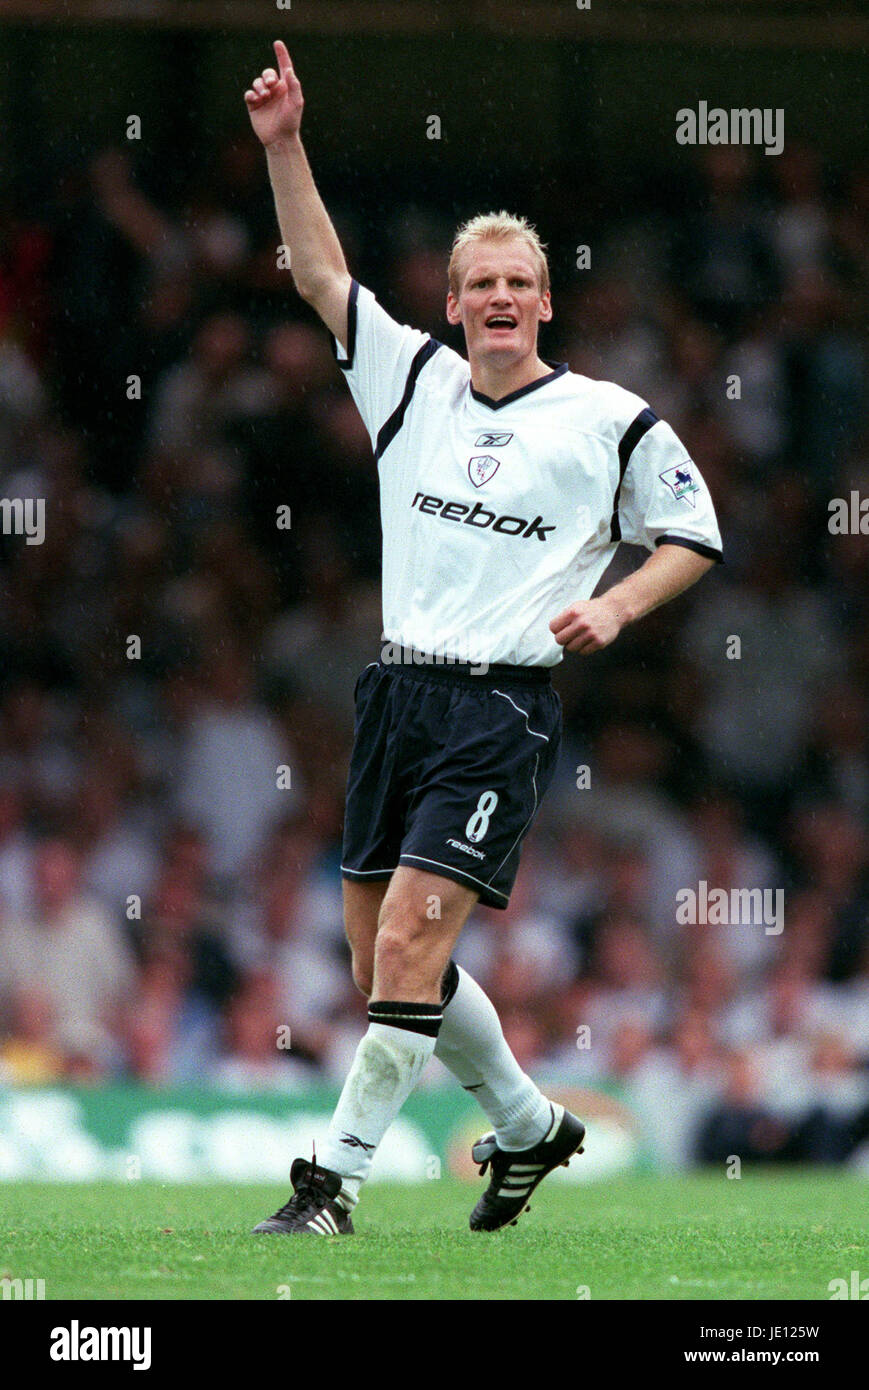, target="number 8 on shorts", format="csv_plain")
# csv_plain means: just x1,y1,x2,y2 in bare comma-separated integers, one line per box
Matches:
465,790,499,843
